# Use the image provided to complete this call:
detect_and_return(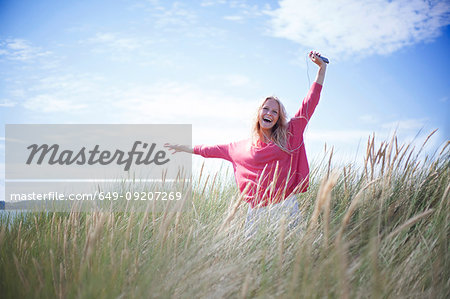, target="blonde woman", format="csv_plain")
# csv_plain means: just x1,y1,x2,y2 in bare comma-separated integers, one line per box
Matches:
165,51,327,232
